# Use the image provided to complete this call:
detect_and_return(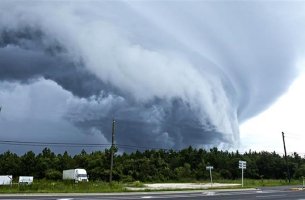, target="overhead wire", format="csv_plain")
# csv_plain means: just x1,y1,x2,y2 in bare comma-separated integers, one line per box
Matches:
0,140,110,147
0,139,169,150
0,139,304,156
